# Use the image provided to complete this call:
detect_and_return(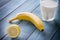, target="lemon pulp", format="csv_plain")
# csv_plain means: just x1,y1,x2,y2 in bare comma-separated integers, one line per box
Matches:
7,24,20,38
